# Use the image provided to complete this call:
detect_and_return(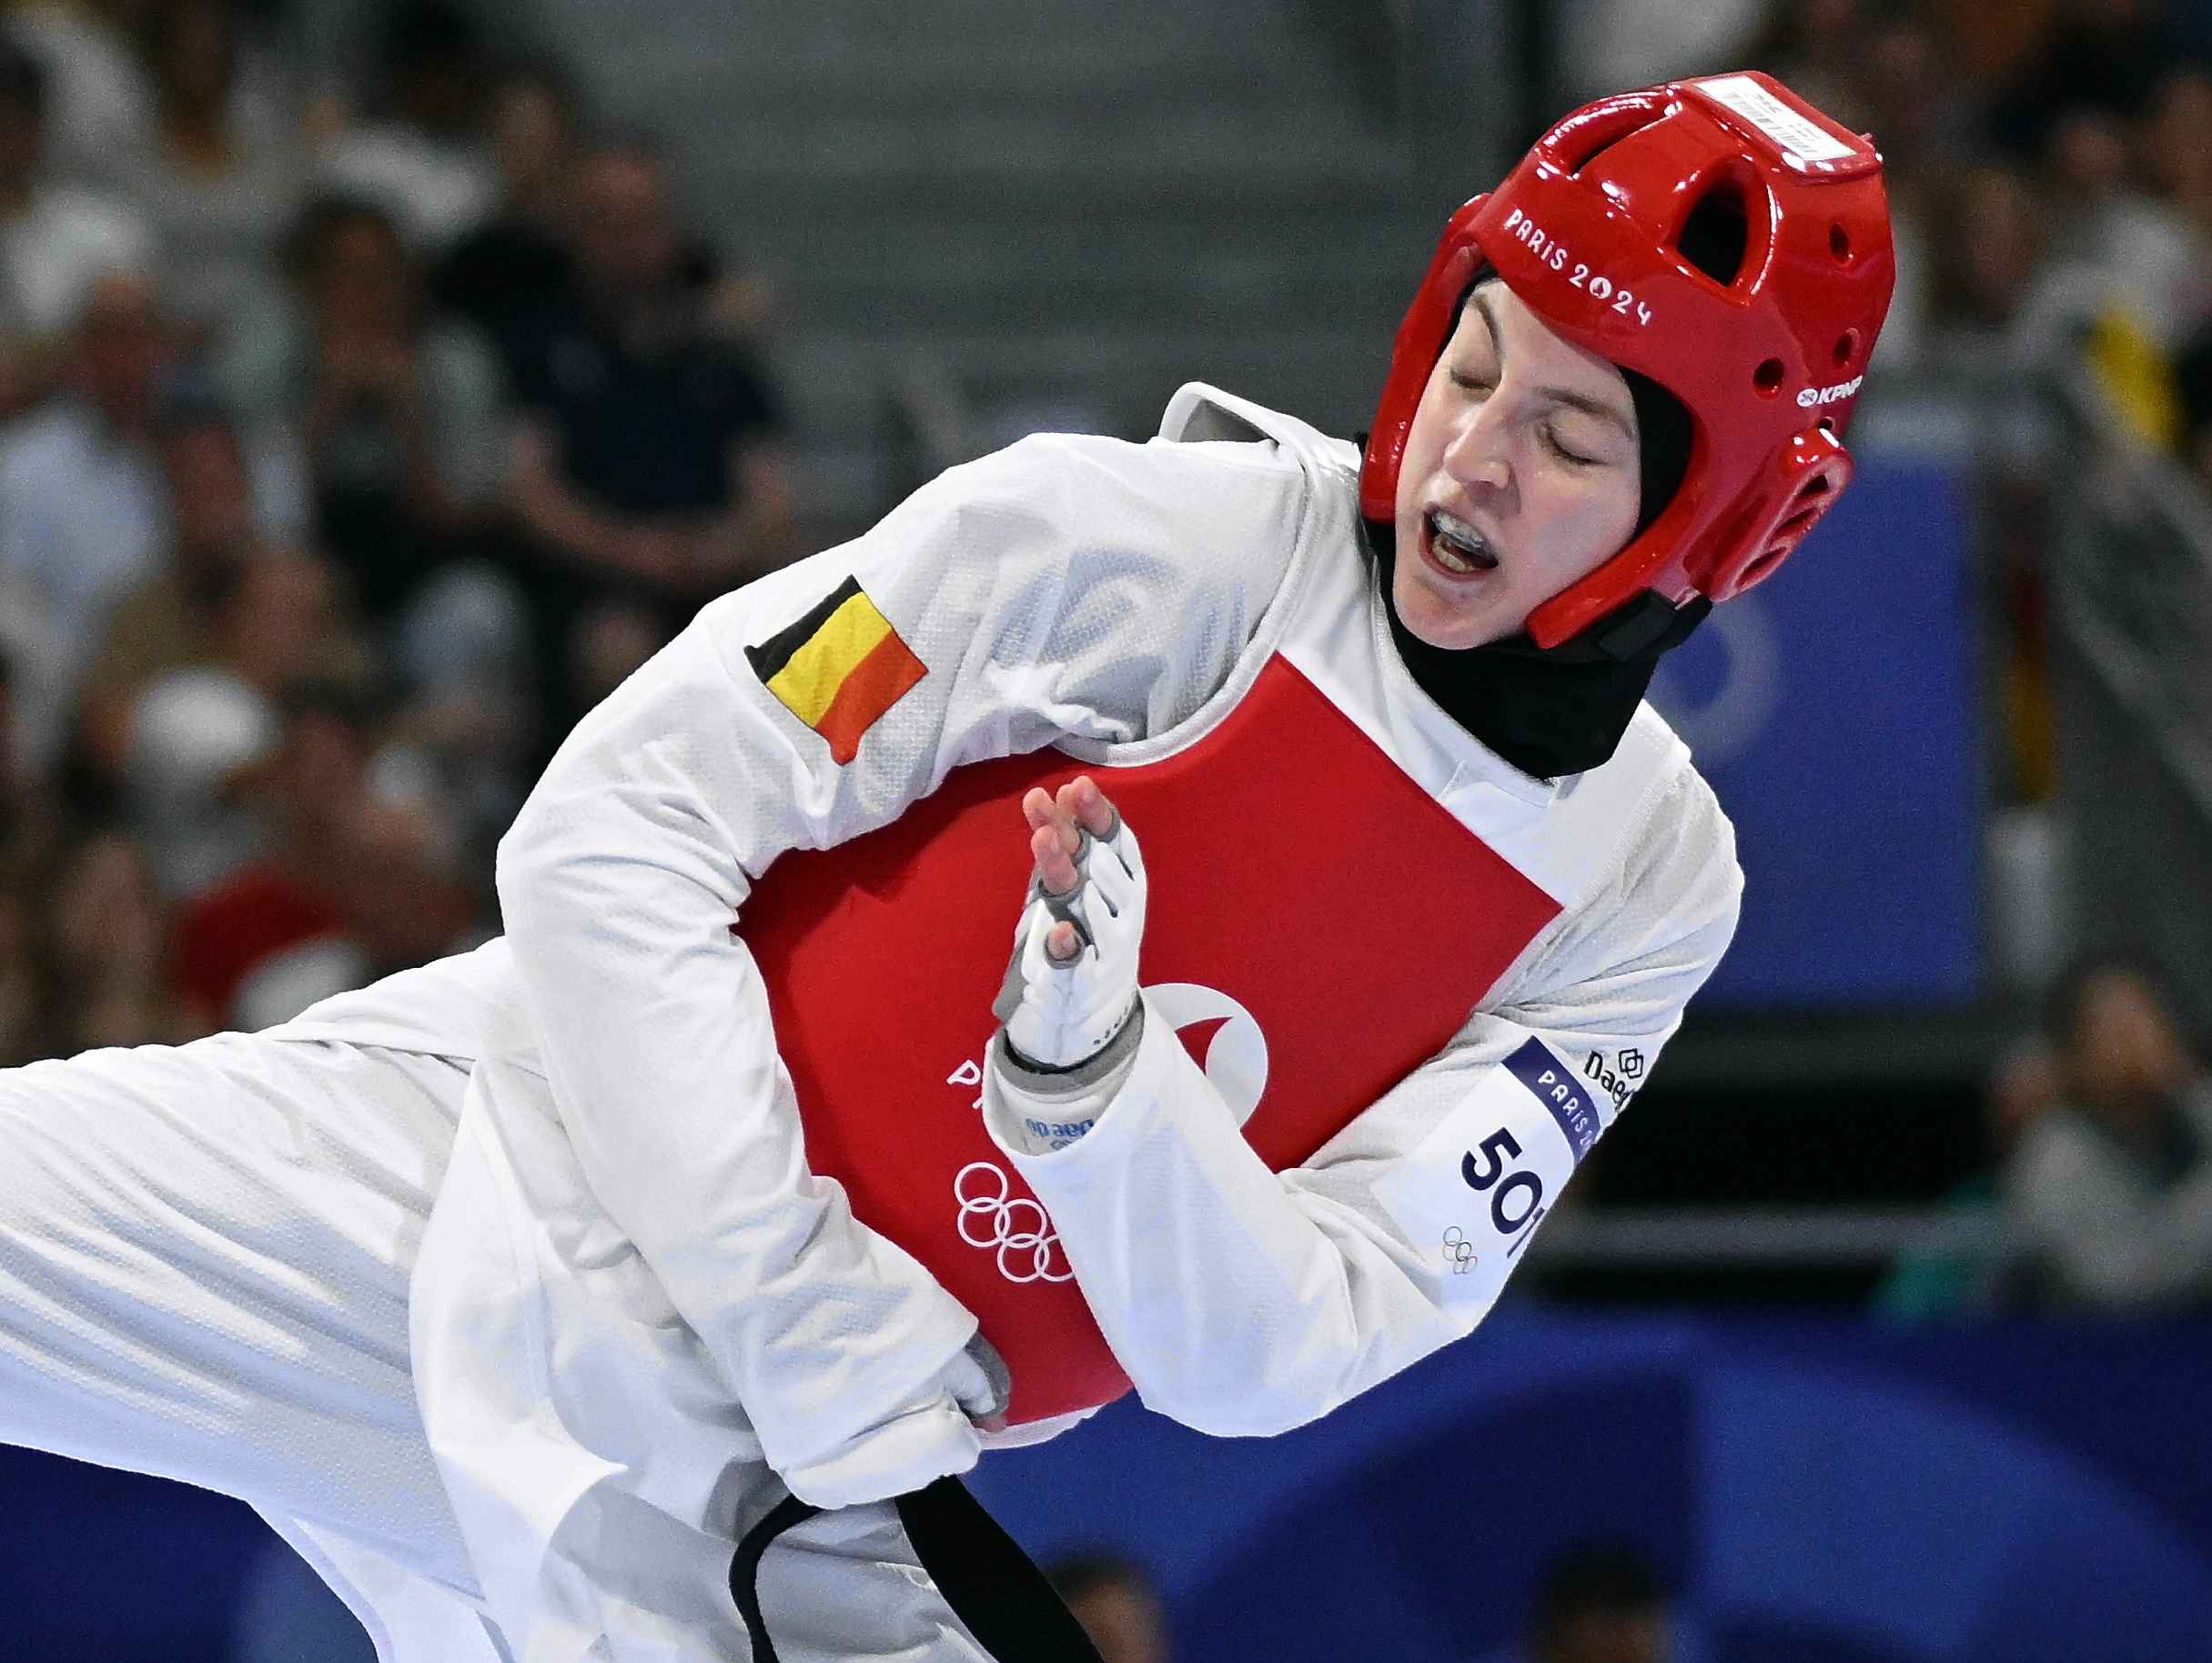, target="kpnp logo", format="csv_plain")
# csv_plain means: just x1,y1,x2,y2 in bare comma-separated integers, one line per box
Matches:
1796,375,1863,408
